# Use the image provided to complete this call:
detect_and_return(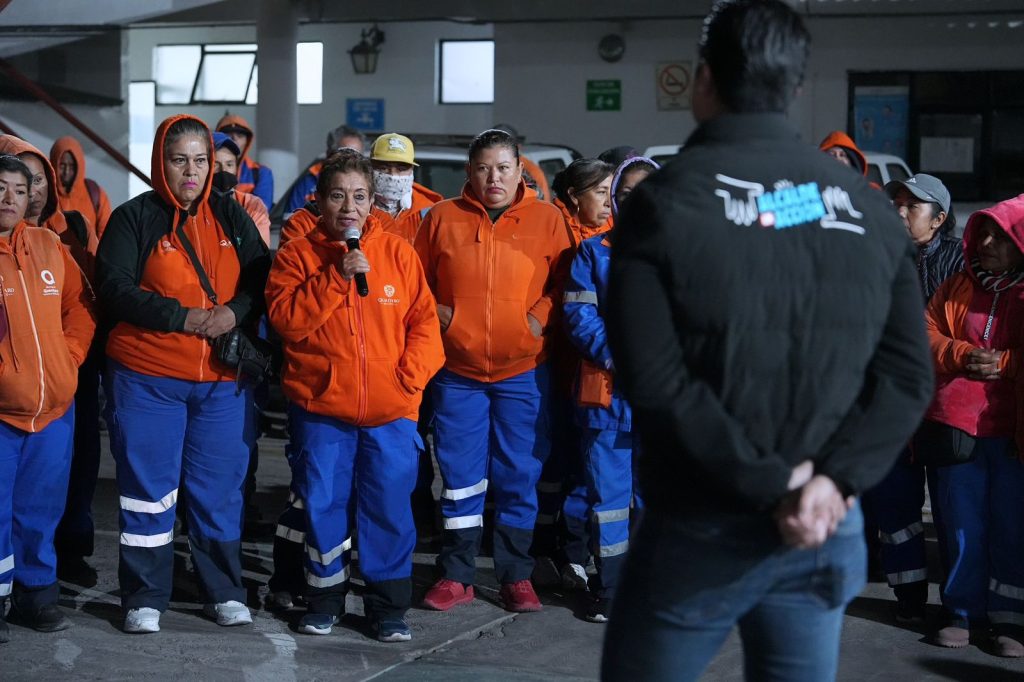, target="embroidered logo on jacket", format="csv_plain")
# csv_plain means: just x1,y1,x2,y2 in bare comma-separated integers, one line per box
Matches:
378,284,400,305
40,269,59,296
